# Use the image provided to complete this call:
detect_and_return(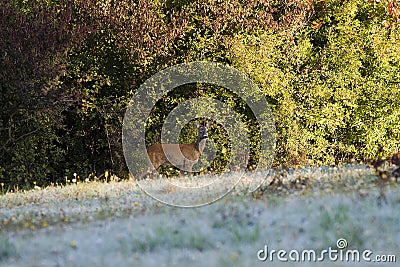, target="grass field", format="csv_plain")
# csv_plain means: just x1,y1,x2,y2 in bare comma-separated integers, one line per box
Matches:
1,164,400,266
